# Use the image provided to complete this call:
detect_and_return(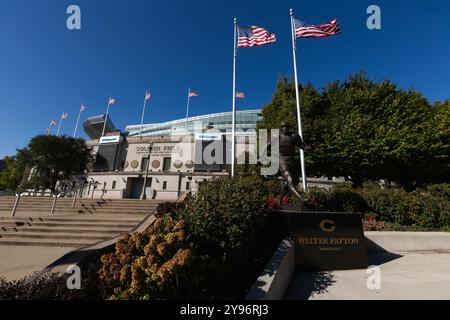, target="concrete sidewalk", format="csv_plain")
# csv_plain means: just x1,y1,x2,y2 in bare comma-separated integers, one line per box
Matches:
285,251,450,300
0,246,73,281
